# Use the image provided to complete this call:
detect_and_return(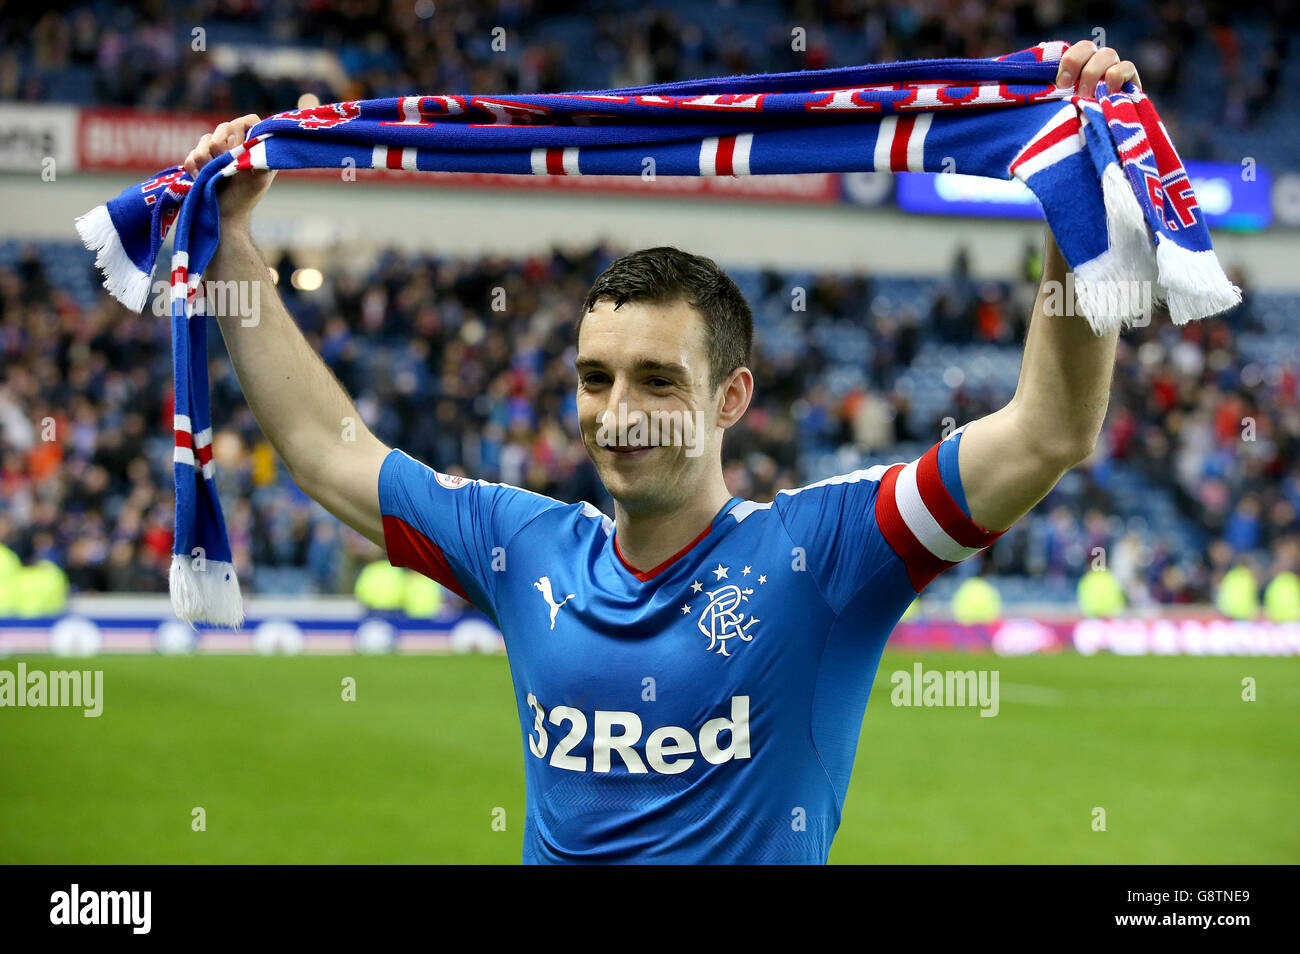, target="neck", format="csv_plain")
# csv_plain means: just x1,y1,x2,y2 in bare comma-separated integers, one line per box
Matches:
613,475,734,575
